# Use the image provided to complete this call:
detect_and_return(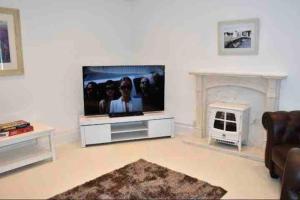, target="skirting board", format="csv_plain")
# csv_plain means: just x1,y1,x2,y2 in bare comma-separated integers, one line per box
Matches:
174,122,197,135
38,128,80,147
11,122,263,163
